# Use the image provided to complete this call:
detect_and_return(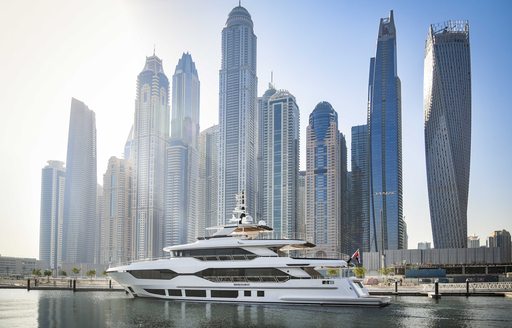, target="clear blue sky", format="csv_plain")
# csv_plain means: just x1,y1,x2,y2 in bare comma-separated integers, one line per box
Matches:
0,0,511,258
